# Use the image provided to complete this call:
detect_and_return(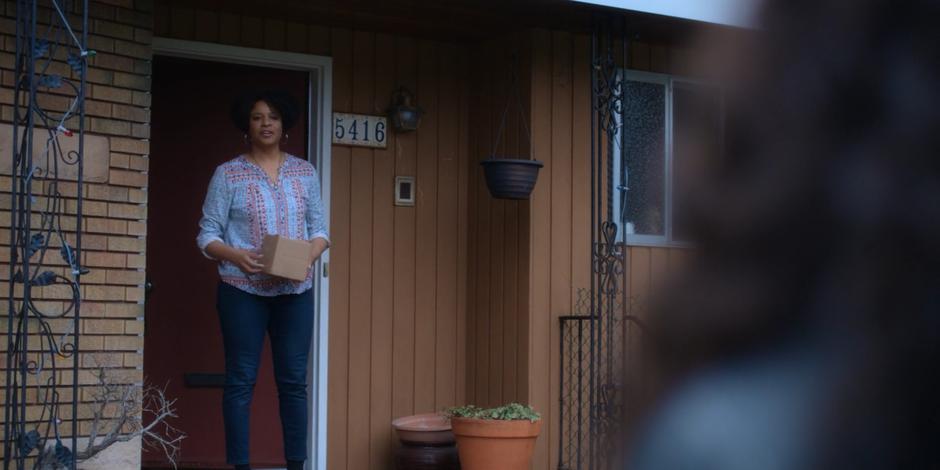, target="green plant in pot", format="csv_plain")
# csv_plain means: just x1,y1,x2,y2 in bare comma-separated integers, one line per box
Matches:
446,403,541,470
